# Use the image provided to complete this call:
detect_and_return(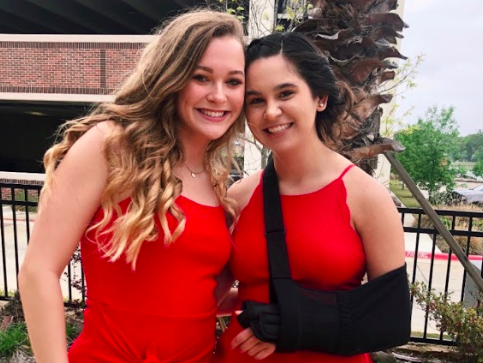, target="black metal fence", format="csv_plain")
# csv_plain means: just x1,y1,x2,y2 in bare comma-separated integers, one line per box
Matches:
2,182,483,345
1,182,41,299
0,181,84,303
400,207,483,345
